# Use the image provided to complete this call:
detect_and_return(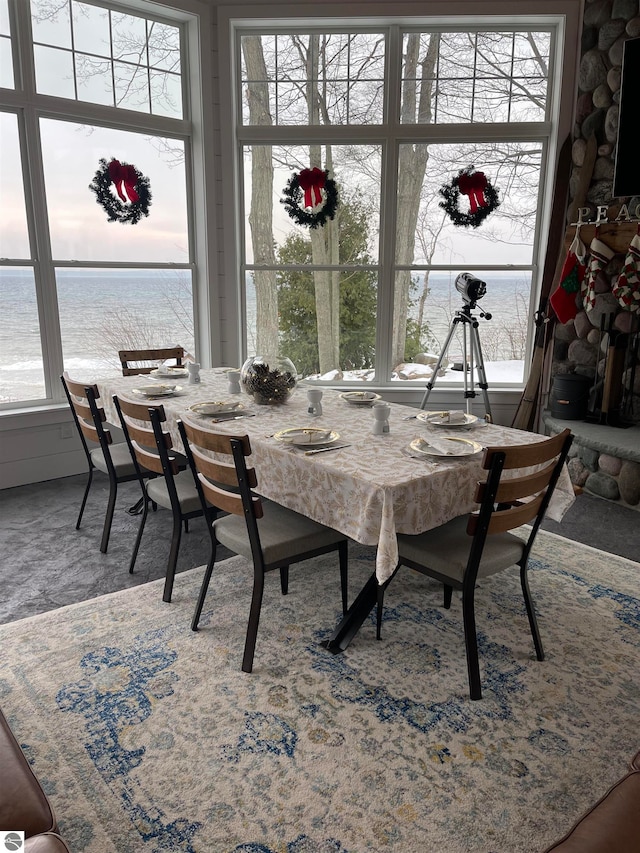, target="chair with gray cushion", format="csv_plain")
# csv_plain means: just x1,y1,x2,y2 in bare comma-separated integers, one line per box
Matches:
61,372,143,553
376,428,573,700
113,396,211,603
178,418,349,673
